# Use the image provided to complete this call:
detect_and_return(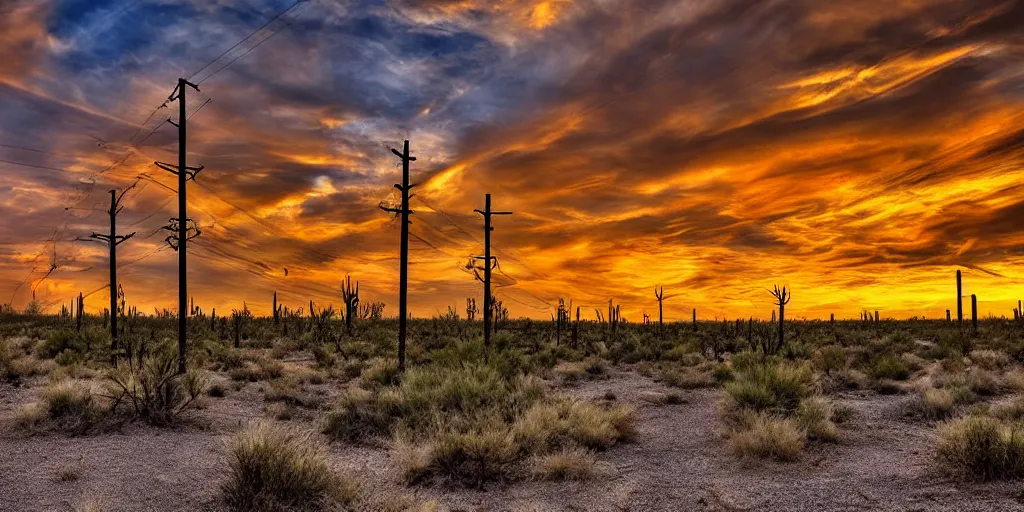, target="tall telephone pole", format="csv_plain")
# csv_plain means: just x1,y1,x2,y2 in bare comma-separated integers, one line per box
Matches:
473,194,511,364
379,140,415,372
155,78,203,373
80,189,136,364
